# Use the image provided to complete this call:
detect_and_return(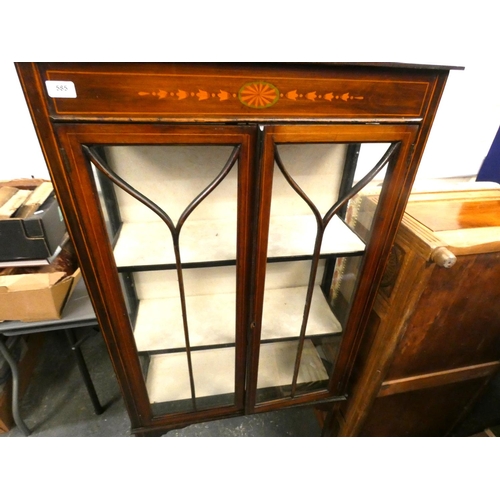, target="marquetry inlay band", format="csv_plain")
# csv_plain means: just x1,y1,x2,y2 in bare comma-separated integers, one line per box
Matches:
138,81,365,109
